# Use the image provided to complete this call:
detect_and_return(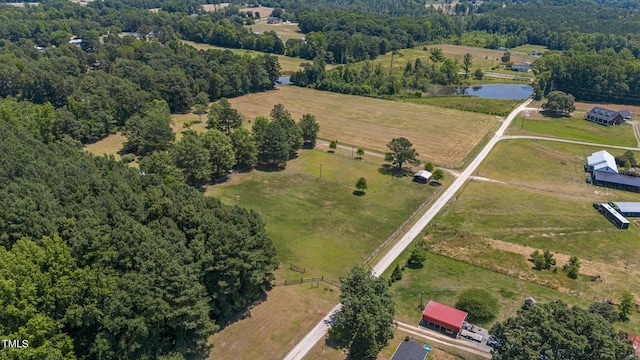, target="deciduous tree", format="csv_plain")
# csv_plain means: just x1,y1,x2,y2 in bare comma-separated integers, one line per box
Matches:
386,137,421,171
491,301,635,360
329,266,395,359
543,91,575,115
202,129,235,178
230,127,257,169
172,130,209,187
619,291,636,322
298,113,320,147
123,100,175,156
455,288,499,324
207,98,242,135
